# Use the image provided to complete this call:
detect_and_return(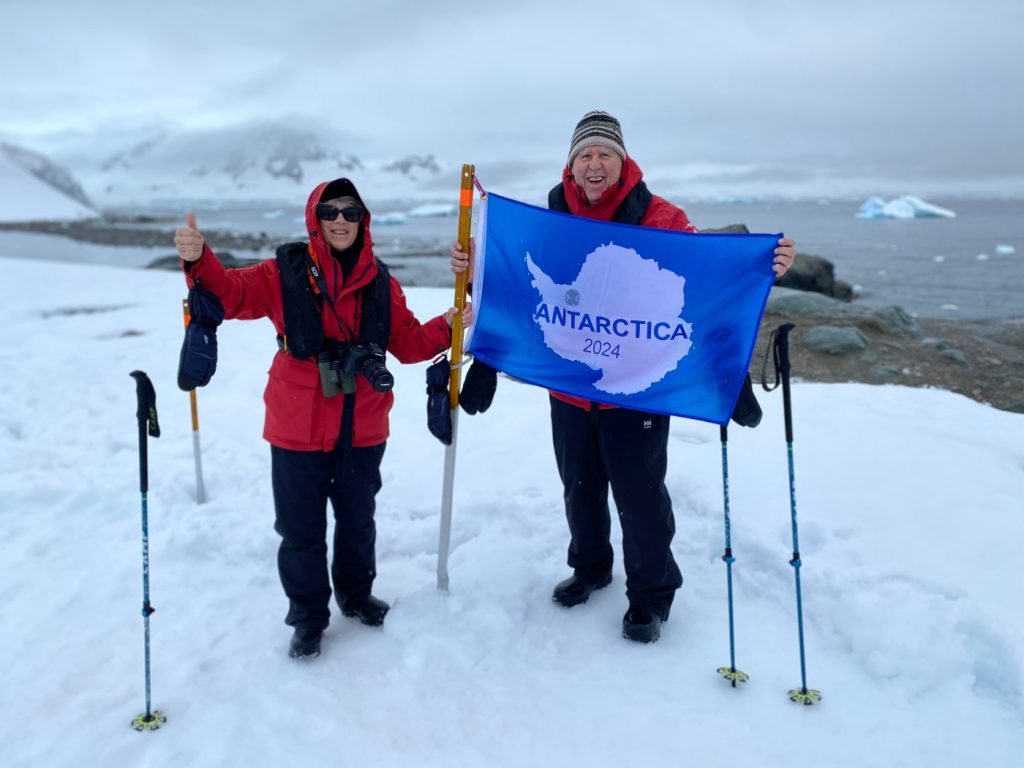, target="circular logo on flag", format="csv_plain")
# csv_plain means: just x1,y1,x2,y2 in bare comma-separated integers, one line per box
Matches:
565,289,580,306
